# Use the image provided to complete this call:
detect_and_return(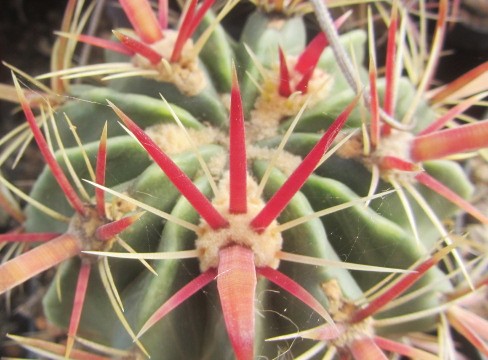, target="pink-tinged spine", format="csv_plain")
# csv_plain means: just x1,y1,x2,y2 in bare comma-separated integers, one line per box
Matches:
449,306,488,342
0,234,81,294
380,123,392,137
294,69,314,94
294,12,350,75
65,261,91,358
186,0,216,40
170,0,214,62
0,192,25,223
383,4,398,117
250,97,357,232
278,47,292,97
159,0,169,29
217,246,256,360
418,93,486,135
351,246,453,323
349,338,388,360
411,120,488,162
13,75,86,216
294,32,327,75
74,34,134,56
118,0,163,44
171,0,198,62
257,267,334,325
95,213,144,241
301,324,347,341
448,307,488,356
431,62,488,103
450,276,488,300
51,0,77,93
113,30,162,65
229,69,247,214
369,57,380,149
137,269,216,338
95,123,108,218
108,101,229,230
424,0,448,90
379,156,419,172
8,335,110,360
415,172,488,224
374,336,438,360
0,232,60,242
